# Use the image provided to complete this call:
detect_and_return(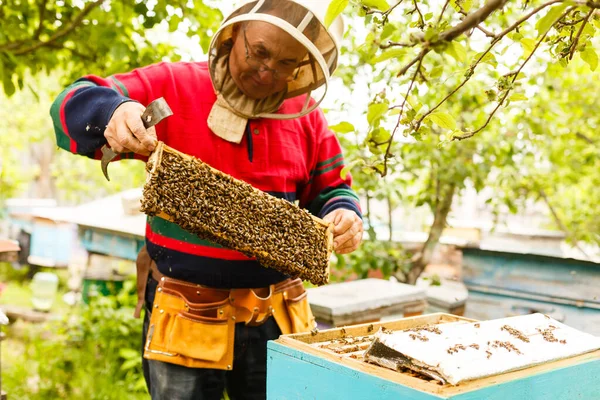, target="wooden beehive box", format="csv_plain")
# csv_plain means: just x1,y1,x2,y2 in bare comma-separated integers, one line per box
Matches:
267,313,600,399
